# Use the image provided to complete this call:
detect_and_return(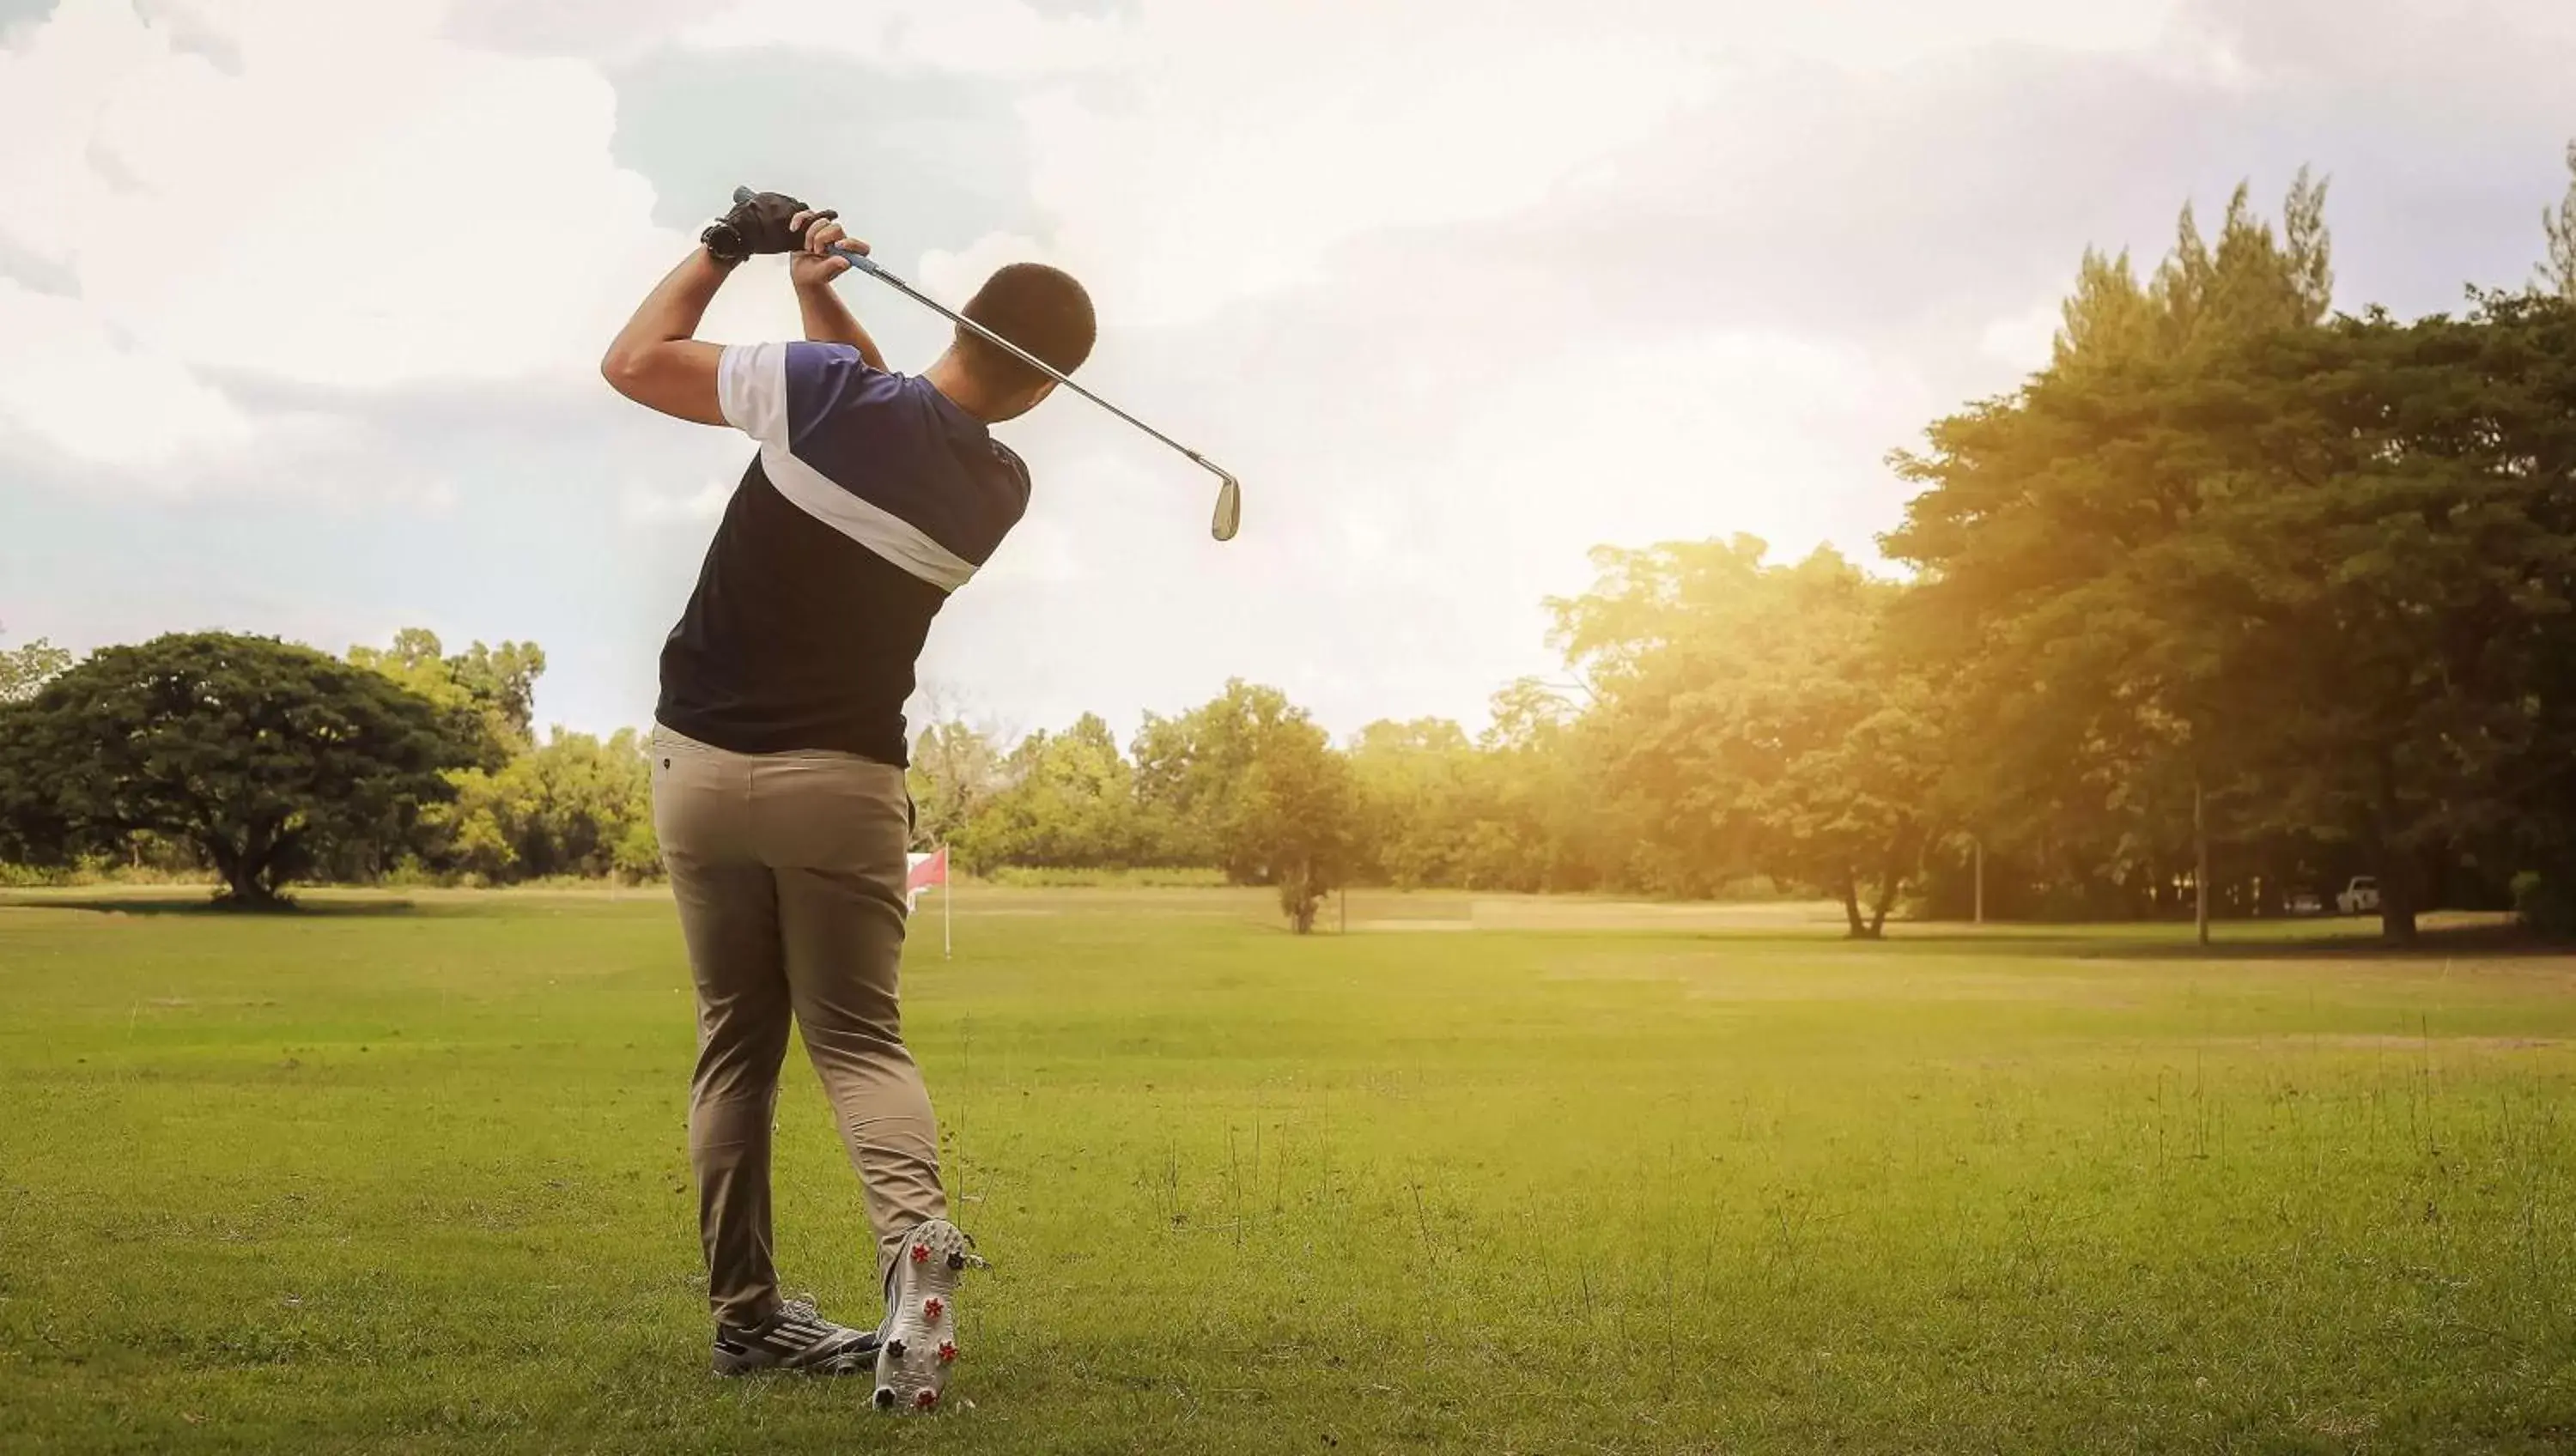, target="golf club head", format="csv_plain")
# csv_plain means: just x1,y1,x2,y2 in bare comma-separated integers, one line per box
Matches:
1211,471,1242,542
731,185,756,206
